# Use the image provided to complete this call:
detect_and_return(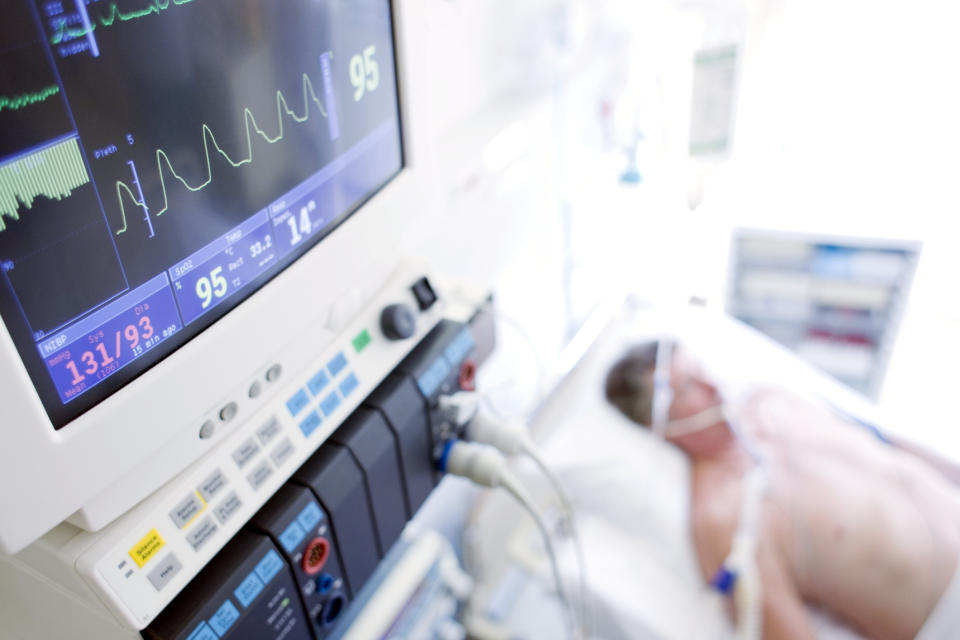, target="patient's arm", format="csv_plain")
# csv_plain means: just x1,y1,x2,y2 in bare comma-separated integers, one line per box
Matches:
755,539,816,640
886,435,960,486
691,476,815,640
813,392,960,486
